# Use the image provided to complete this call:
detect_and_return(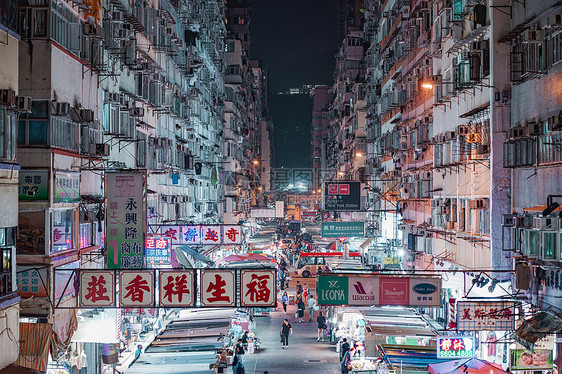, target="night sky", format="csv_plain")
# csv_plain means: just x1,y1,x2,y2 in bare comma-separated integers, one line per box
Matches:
250,0,338,168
